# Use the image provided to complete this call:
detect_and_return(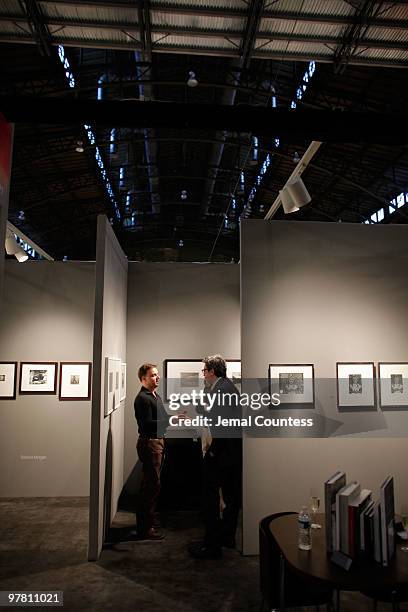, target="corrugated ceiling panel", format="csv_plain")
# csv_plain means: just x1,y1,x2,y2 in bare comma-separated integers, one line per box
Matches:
0,21,28,34
260,17,345,37
292,19,346,37
56,26,132,42
151,32,240,49
376,4,408,21
267,0,355,17
150,0,244,9
255,39,332,56
356,48,408,62
151,11,245,31
366,26,408,43
39,3,139,24
0,0,22,12
259,18,298,35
